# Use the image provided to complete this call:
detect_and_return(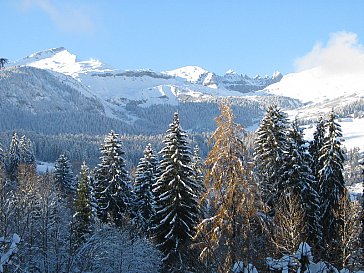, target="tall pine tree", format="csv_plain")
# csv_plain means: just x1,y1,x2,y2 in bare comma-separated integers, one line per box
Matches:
318,111,347,262
54,154,76,194
73,162,92,249
5,132,20,181
281,120,322,249
134,143,158,233
254,105,289,209
310,117,326,183
152,112,199,273
191,145,206,219
94,131,132,227
19,135,35,166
